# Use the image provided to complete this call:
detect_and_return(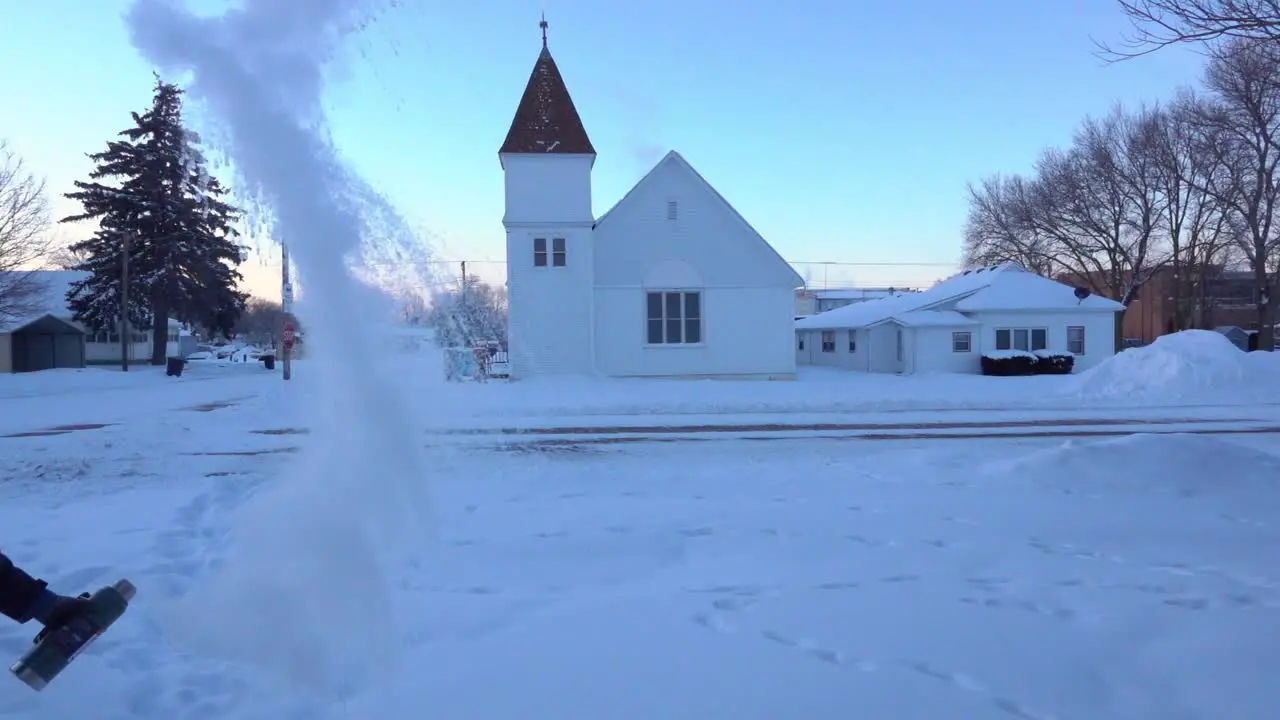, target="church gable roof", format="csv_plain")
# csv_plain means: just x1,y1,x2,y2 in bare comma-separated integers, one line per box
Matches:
498,37,595,156
595,151,803,289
